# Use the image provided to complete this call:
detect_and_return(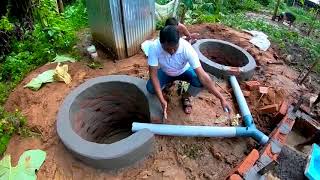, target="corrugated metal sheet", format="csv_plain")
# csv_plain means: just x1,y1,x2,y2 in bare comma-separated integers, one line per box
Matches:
86,0,126,59
110,0,127,59
122,0,156,57
86,0,155,59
